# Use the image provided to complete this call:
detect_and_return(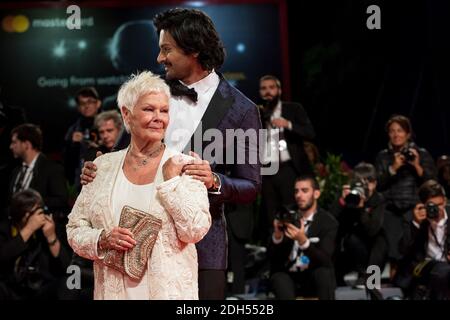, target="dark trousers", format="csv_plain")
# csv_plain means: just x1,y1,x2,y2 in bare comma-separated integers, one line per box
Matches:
383,208,412,260
270,267,336,300
259,161,297,243
227,226,247,295
336,232,388,282
199,269,226,300
416,261,450,300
